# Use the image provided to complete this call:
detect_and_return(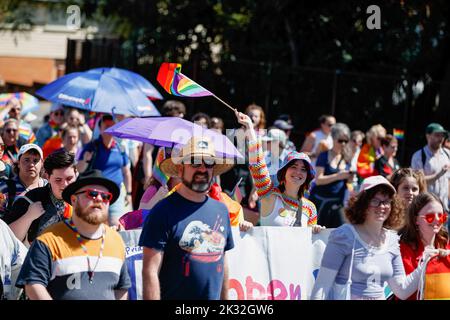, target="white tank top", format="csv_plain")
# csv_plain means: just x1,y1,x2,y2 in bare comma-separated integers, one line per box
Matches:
260,196,309,227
